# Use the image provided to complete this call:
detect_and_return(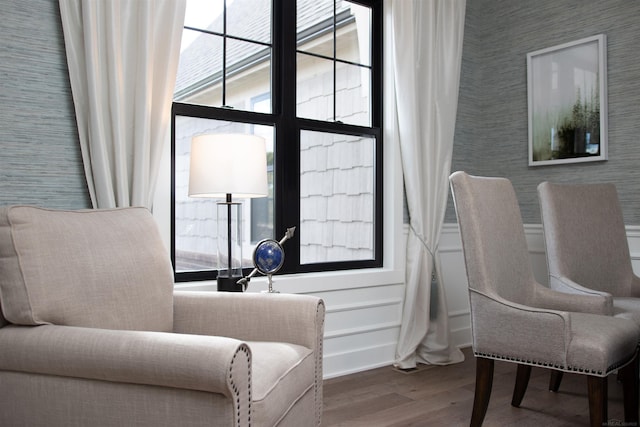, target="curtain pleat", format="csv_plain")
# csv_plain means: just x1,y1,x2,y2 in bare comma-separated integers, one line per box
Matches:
59,0,186,209
392,0,467,369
